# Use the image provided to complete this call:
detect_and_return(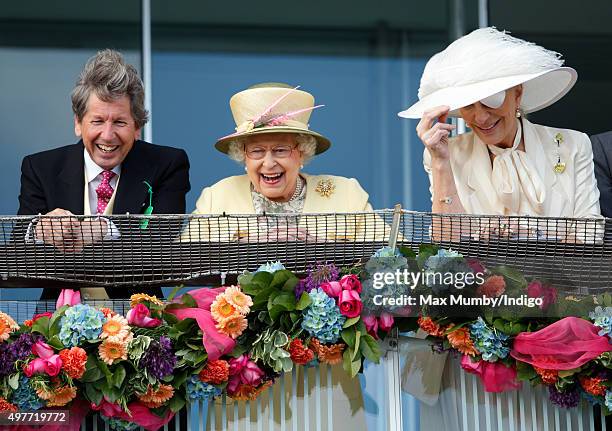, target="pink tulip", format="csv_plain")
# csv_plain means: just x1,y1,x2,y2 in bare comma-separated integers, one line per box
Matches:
339,274,362,293
338,289,363,318
127,303,162,328
320,281,342,298
378,312,395,332
56,289,81,309
362,314,379,339
32,341,54,359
